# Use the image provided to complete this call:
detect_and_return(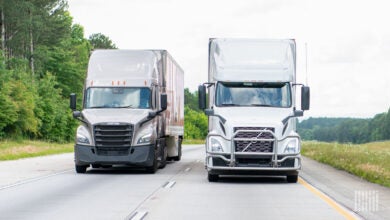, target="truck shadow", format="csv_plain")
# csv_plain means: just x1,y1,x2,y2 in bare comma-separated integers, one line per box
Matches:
216,175,289,184
84,162,175,175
